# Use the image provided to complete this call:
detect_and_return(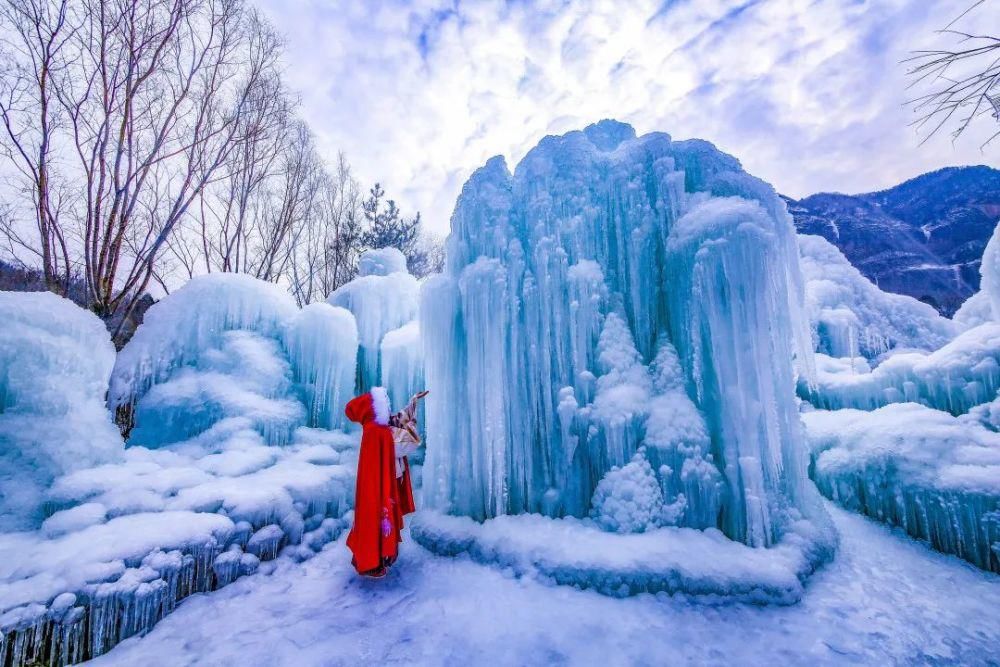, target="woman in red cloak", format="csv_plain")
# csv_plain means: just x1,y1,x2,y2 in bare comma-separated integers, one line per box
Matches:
344,387,416,577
